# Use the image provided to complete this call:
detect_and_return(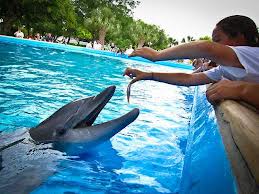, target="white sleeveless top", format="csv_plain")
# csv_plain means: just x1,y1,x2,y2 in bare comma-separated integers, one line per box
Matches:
204,46,259,83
